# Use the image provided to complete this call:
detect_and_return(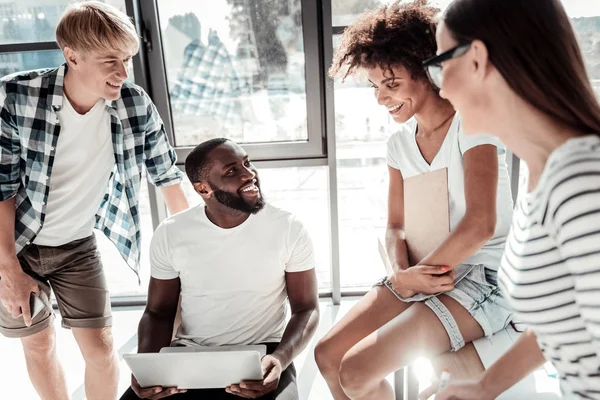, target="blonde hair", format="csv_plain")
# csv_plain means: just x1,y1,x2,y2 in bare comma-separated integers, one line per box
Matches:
56,1,139,55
